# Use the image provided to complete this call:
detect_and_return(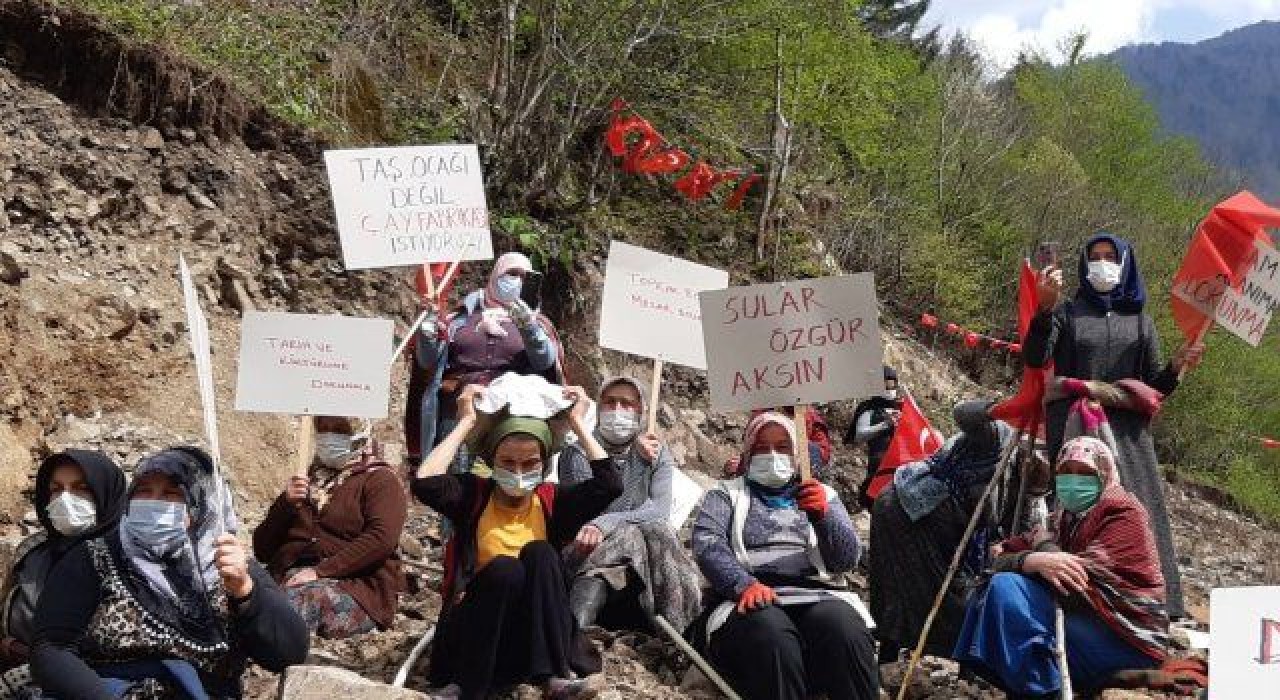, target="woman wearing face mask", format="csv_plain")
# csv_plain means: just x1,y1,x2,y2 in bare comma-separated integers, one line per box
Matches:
412,384,621,700
1026,233,1204,618
253,416,407,639
868,400,1018,665
557,377,701,633
954,437,1167,697
0,451,126,682
404,252,565,469
30,447,309,699
692,412,877,700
